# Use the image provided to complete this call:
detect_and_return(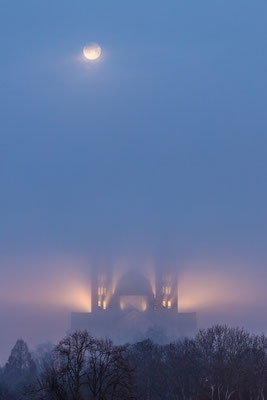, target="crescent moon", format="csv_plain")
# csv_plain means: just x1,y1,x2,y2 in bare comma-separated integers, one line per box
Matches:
83,44,102,61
